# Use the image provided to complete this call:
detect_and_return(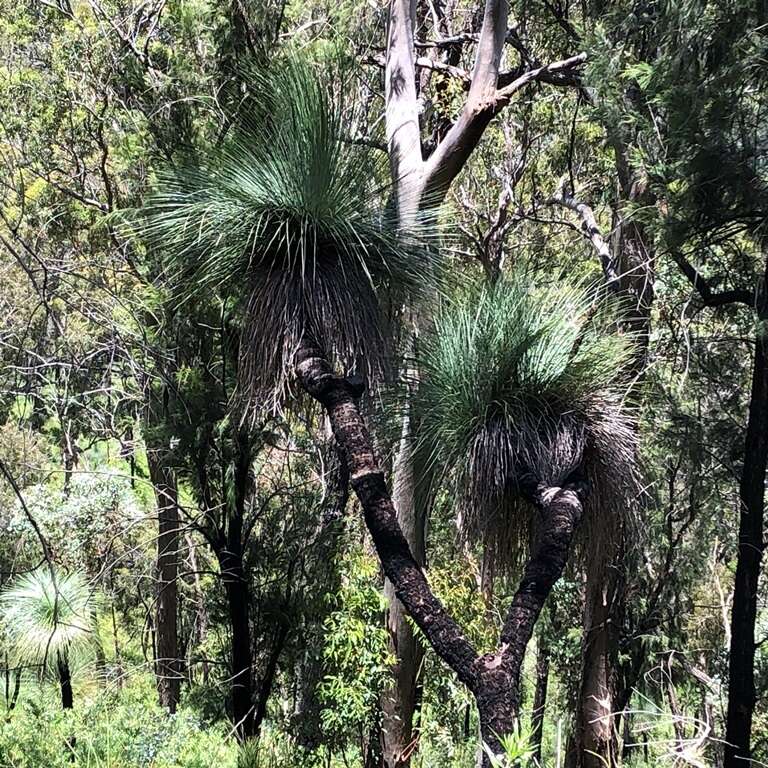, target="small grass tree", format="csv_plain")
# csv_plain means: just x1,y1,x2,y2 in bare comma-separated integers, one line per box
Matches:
0,568,97,710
